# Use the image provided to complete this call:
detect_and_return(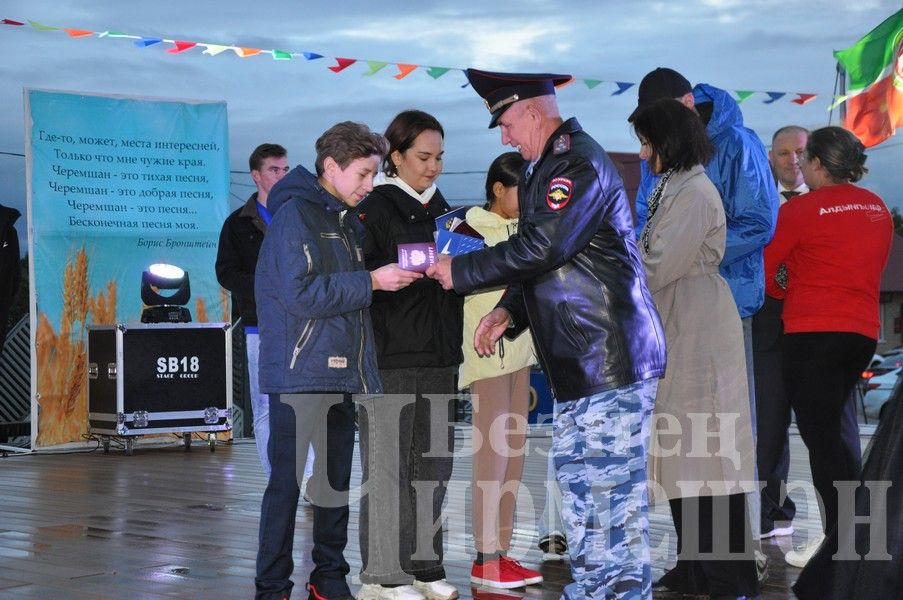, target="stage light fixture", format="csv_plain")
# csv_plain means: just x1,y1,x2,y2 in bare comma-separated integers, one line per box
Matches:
140,263,192,323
